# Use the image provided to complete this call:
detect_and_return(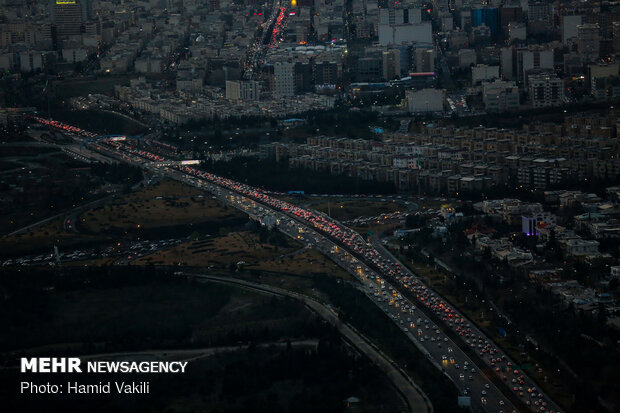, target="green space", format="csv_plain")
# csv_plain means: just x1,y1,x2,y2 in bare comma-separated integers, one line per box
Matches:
0,178,239,256
313,276,464,413
51,75,135,100
0,267,406,413
227,269,465,413
283,109,399,140
53,109,146,136
0,217,103,257
133,230,300,268
78,179,246,235
247,248,352,280
204,157,396,195
0,267,315,353
0,152,105,239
